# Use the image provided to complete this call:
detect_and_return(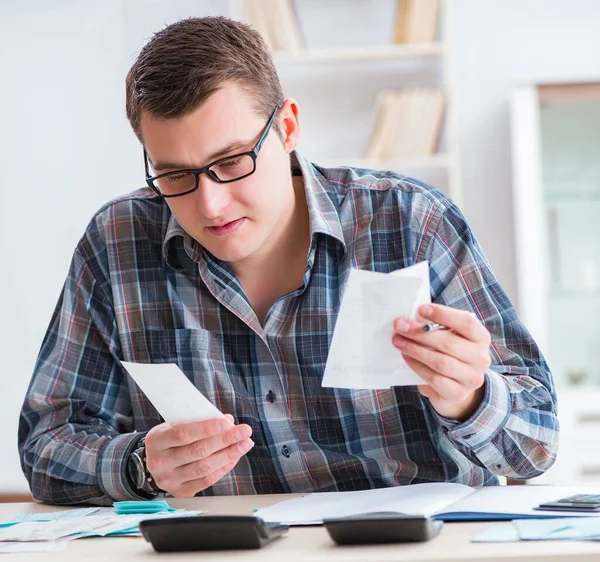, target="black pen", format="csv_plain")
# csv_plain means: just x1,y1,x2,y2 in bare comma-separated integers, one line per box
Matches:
421,322,450,332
